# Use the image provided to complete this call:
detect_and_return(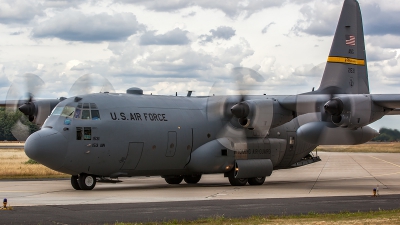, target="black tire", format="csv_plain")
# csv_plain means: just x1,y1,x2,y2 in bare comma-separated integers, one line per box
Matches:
78,174,96,190
228,171,247,186
71,175,81,190
248,177,266,185
183,175,202,184
165,176,183,184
